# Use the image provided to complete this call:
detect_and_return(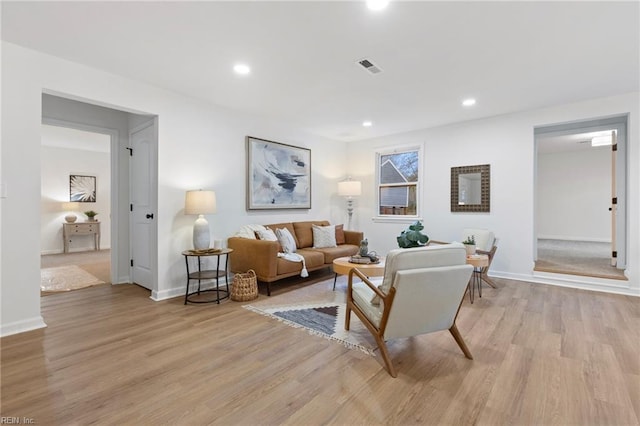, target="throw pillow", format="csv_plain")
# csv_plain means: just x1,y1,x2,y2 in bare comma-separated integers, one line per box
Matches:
312,224,337,248
335,224,345,245
234,224,266,239
256,228,278,241
276,227,297,253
